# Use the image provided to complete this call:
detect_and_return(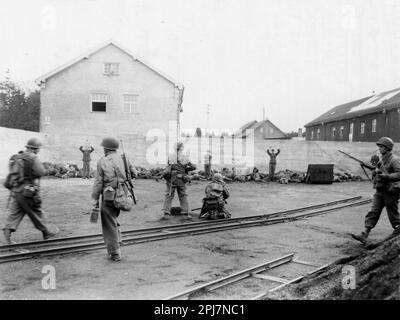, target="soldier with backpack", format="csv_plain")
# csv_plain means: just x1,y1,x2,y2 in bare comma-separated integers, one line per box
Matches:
91,137,137,261
199,173,231,220
2,138,58,244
